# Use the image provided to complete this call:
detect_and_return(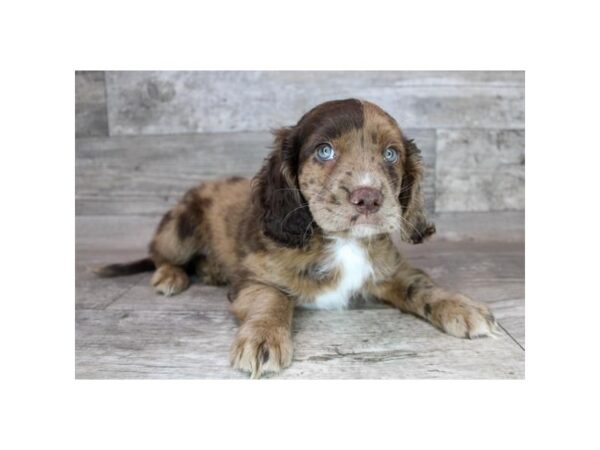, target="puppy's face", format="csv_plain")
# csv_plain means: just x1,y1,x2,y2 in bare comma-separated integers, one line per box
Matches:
255,98,434,247
296,100,406,238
